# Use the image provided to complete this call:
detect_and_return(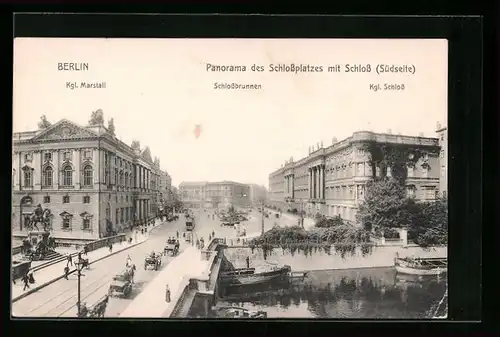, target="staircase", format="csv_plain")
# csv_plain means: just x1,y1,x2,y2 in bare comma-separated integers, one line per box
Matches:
41,250,64,261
